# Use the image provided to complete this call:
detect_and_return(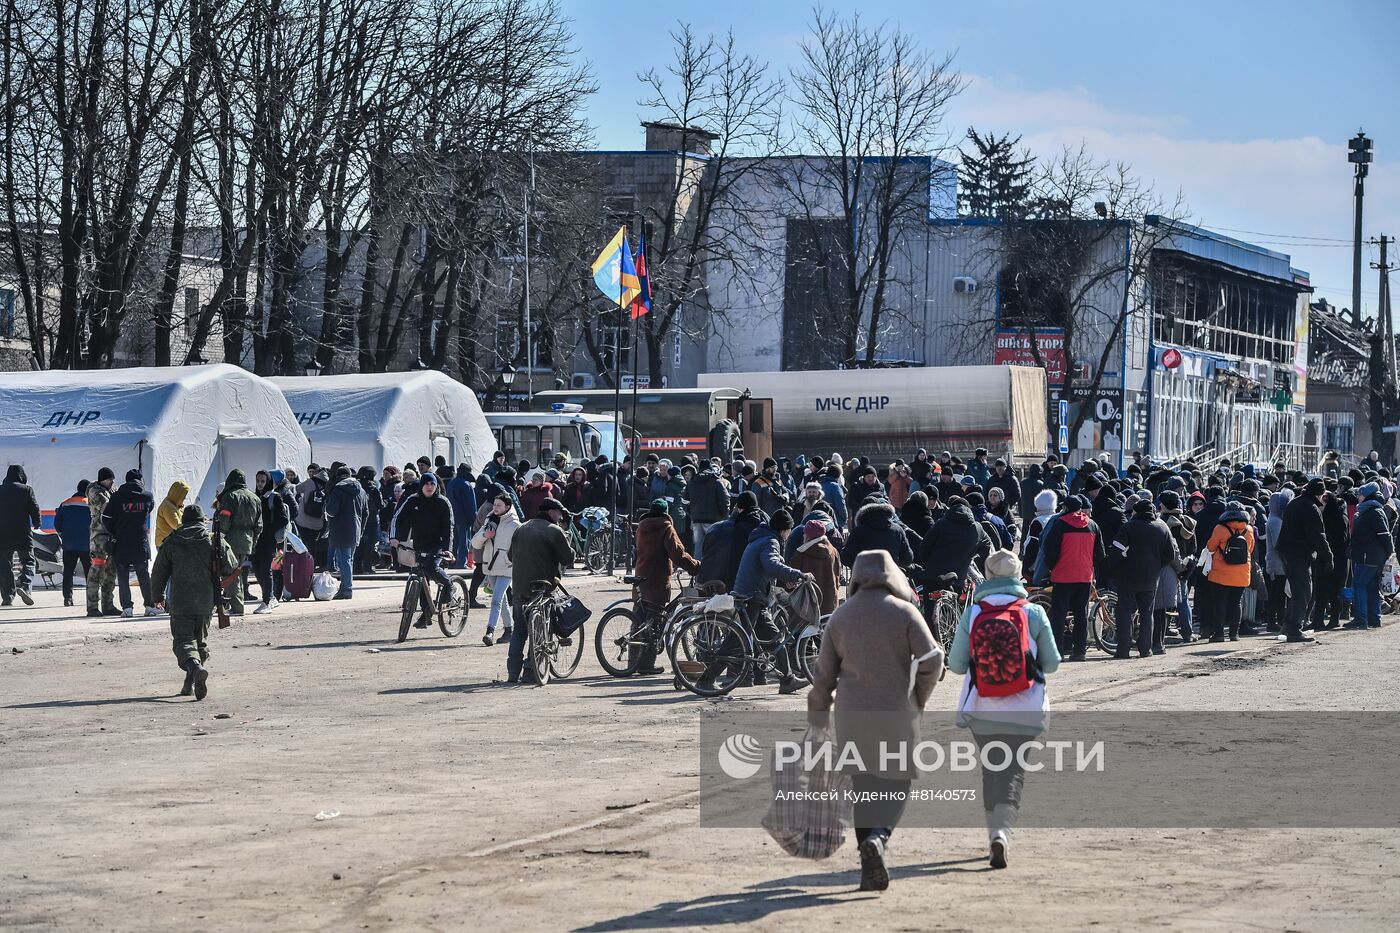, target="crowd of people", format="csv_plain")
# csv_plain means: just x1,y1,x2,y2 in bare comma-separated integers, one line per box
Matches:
3,442,1397,886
